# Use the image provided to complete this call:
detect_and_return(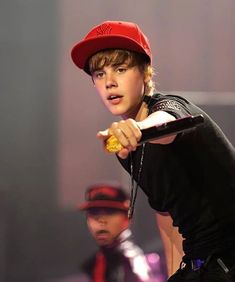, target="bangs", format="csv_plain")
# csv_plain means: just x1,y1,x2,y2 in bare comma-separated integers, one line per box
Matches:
89,49,147,73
